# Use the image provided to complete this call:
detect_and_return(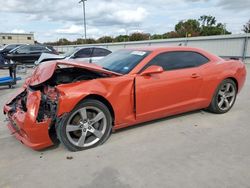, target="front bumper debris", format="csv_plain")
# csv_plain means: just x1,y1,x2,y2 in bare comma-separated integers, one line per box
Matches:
3,89,54,150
